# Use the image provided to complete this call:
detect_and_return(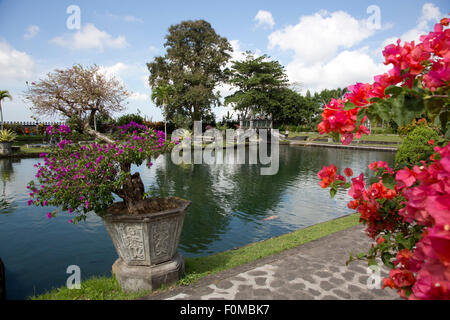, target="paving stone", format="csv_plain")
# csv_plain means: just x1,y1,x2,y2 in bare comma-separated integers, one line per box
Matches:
253,288,272,297
269,279,285,288
342,271,355,281
287,282,306,291
319,281,334,291
302,274,317,284
358,275,369,285
194,286,214,295
216,280,233,289
322,295,339,300
348,264,367,274
333,289,351,299
358,292,375,300
329,277,346,286
237,284,253,292
247,270,267,276
230,276,247,282
307,288,321,297
255,277,267,286
315,271,332,278
328,266,340,273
